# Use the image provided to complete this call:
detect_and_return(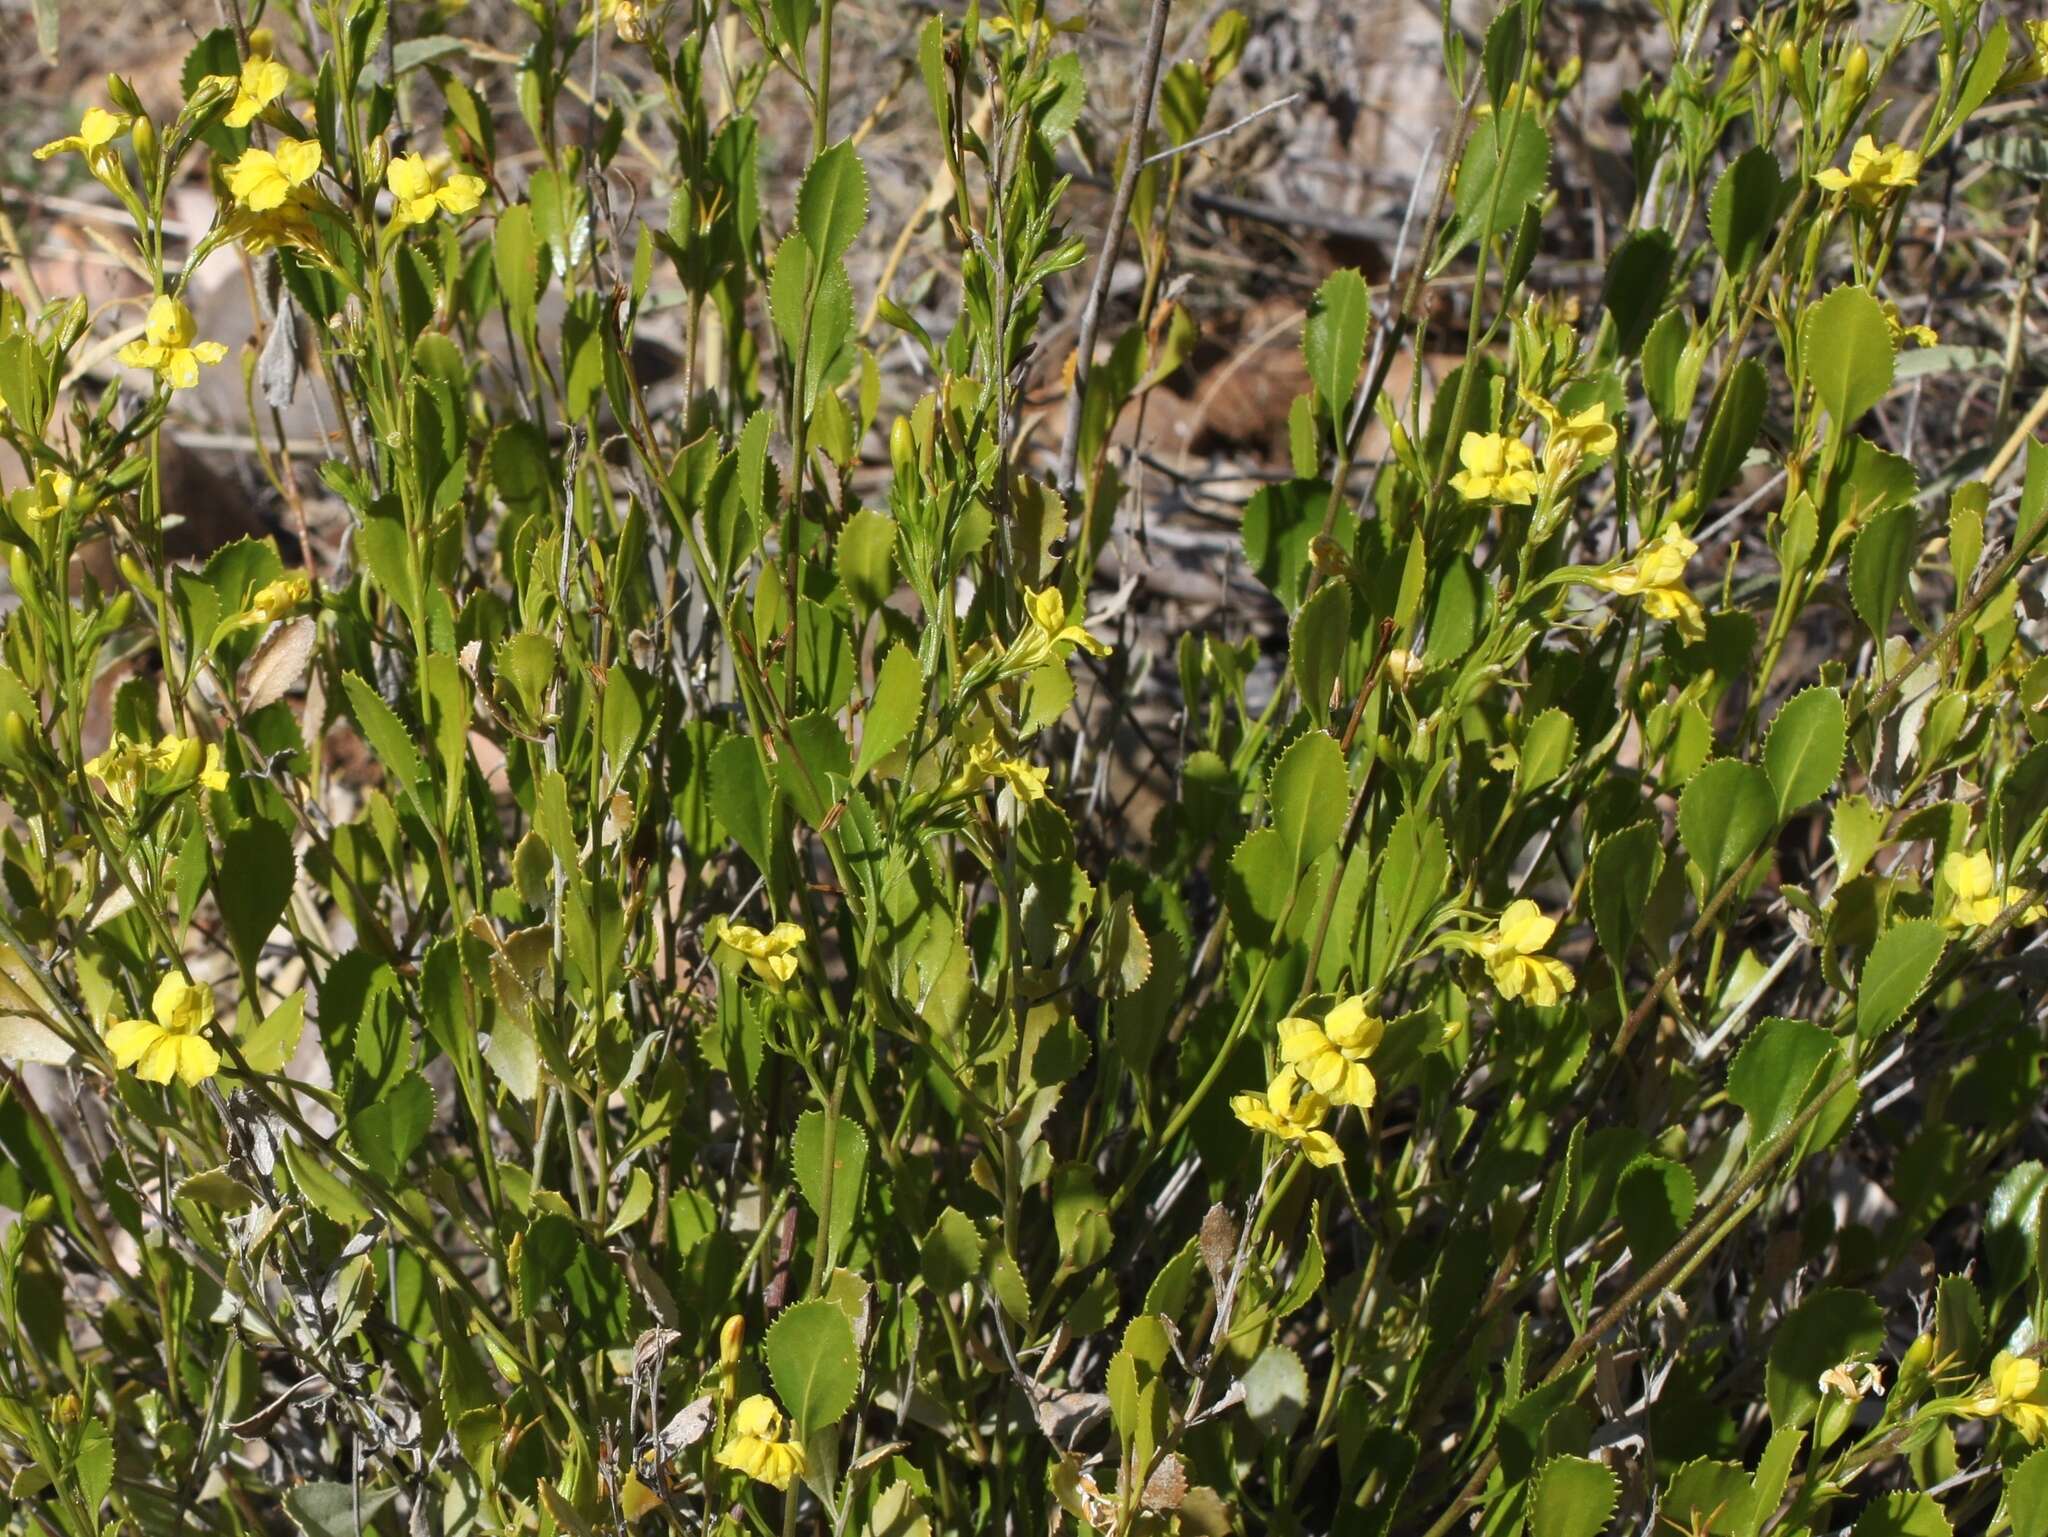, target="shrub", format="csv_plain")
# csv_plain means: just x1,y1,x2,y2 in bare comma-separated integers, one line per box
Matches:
0,0,2046,1534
